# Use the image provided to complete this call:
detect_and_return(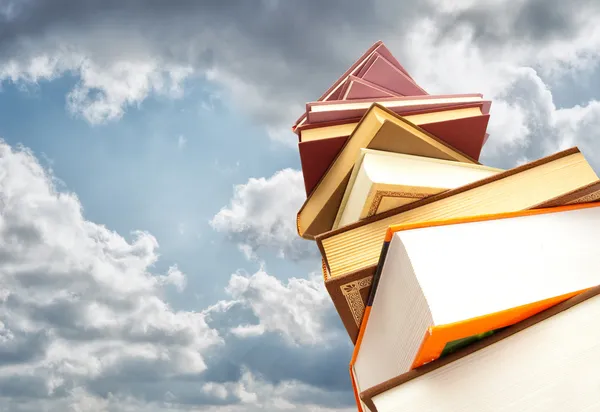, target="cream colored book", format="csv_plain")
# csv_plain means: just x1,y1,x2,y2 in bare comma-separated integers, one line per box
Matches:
296,104,477,240
351,203,600,412
360,286,600,412
316,147,599,280
333,149,503,229
299,106,483,142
